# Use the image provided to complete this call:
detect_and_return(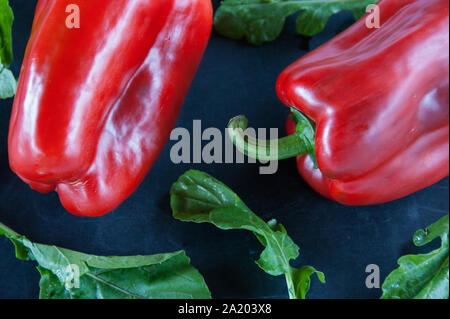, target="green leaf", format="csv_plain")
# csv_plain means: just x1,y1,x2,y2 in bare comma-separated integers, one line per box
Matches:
381,214,449,299
0,0,13,65
0,0,15,99
171,169,325,299
0,222,211,299
0,65,16,99
214,0,378,45
38,267,72,299
292,266,326,299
